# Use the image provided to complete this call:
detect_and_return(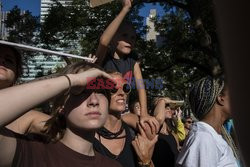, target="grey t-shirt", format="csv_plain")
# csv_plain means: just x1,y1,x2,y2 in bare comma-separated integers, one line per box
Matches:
176,122,238,167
